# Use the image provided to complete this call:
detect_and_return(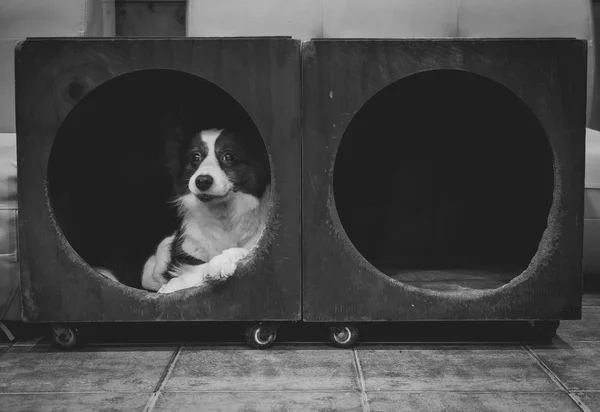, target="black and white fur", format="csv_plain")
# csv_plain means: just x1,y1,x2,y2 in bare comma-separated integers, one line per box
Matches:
96,126,271,294
143,128,271,294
